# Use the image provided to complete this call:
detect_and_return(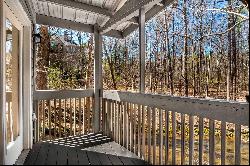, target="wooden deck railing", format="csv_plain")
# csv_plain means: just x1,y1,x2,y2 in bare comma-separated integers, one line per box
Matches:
101,90,249,165
6,91,12,144
33,89,94,142
32,89,249,165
